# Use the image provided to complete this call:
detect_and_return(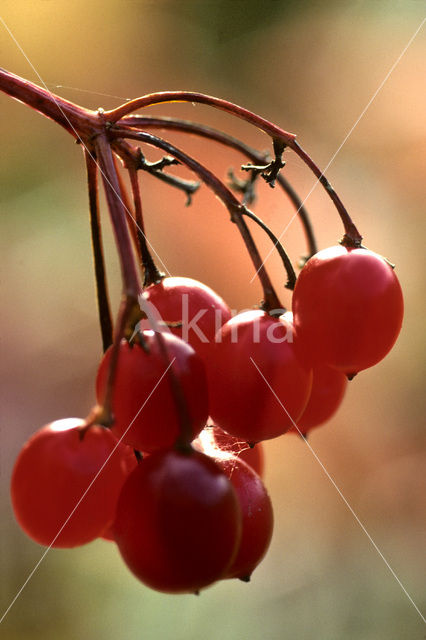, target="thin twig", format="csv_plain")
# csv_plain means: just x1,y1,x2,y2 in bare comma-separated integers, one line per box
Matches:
241,209,297,291
84,149,113,352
